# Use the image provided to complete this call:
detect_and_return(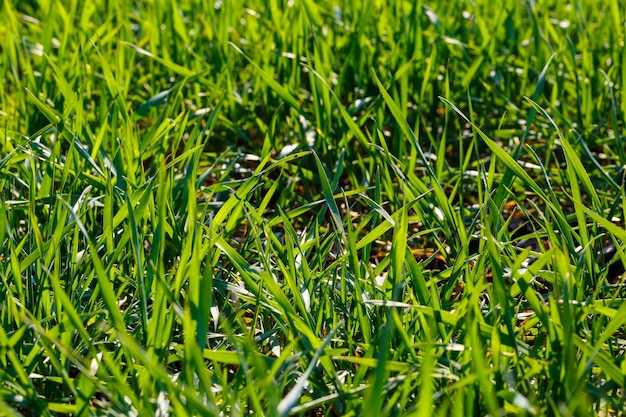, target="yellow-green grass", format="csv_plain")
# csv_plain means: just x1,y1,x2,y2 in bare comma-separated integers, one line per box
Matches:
1,0,625,415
